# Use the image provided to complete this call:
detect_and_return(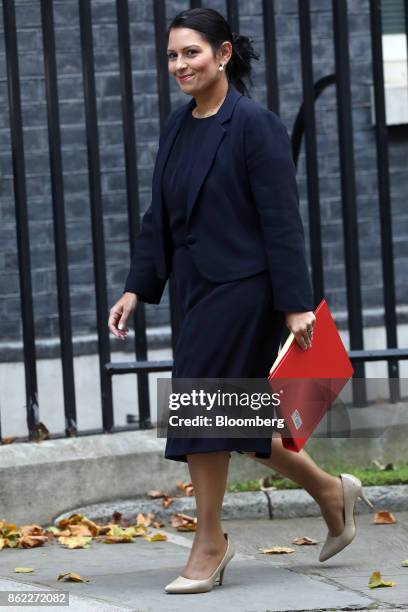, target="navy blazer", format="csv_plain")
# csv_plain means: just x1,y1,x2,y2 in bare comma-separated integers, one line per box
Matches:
123,81,314,312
